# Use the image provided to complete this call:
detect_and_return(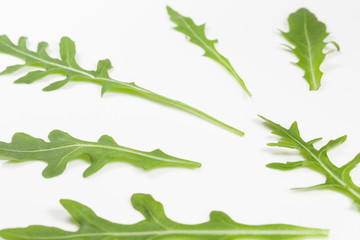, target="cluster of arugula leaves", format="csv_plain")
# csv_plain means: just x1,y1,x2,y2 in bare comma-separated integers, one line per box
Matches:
0,5,351,240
